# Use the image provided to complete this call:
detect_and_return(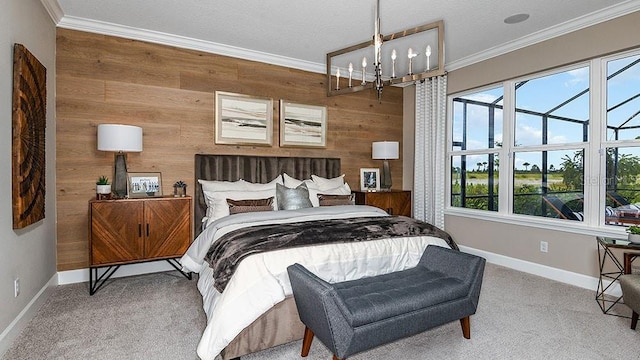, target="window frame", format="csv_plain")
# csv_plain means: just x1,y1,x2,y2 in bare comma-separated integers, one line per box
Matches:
445,49,640,237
